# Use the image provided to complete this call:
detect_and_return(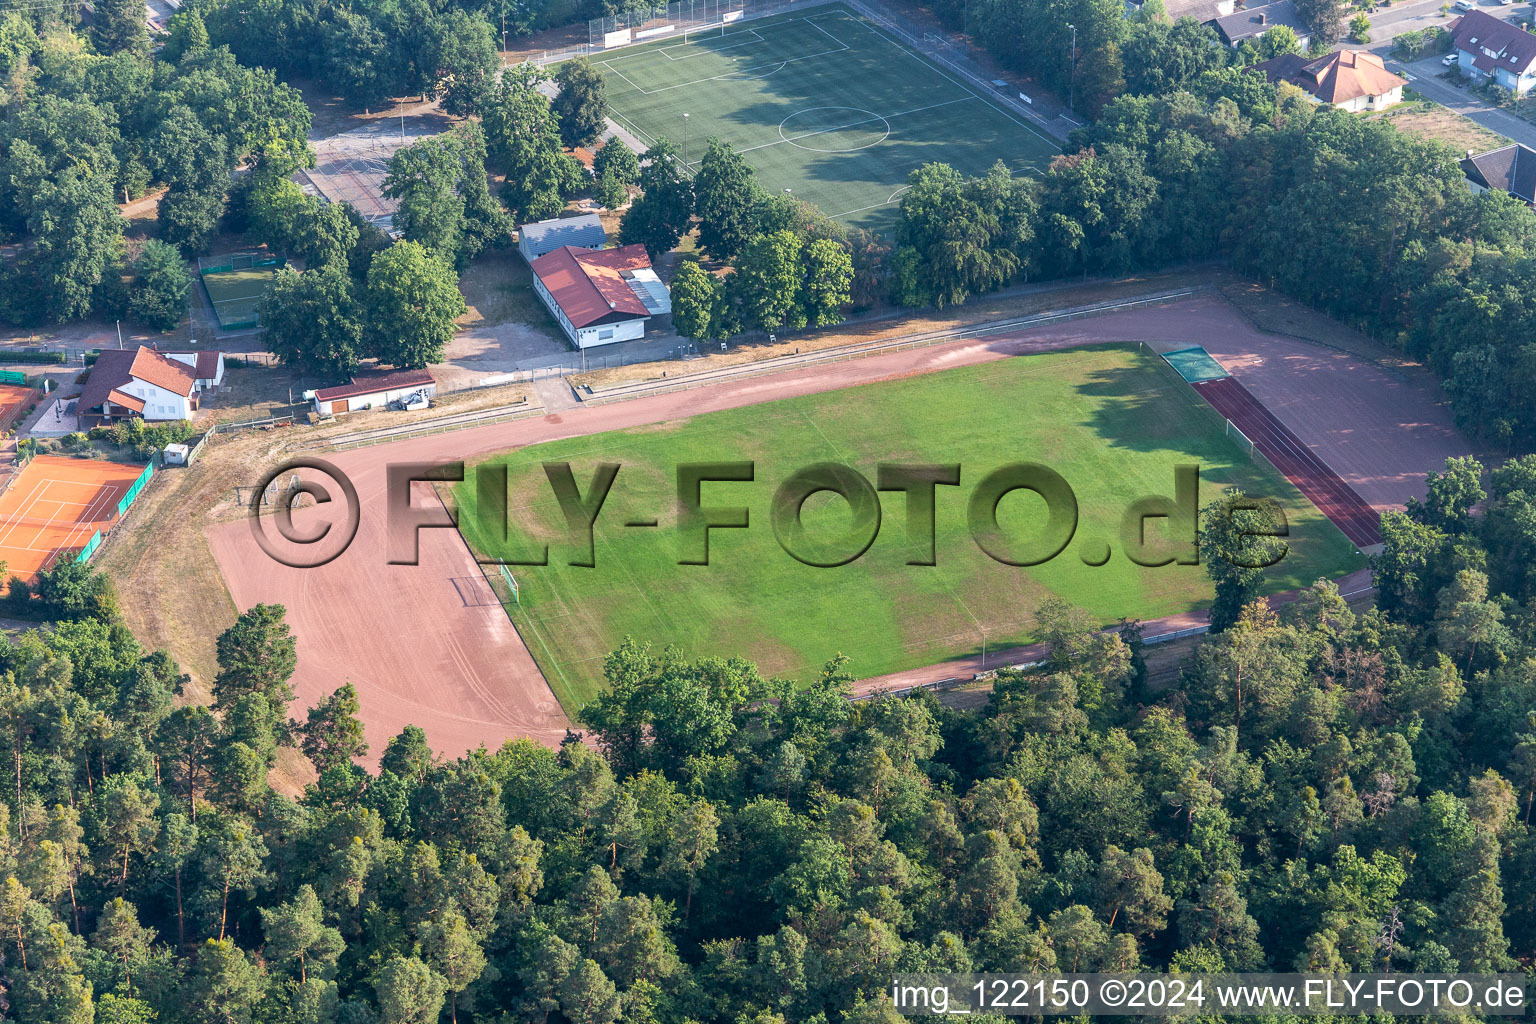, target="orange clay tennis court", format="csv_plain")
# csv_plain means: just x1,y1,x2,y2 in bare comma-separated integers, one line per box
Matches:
0,385,33,433
0,456,142,578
